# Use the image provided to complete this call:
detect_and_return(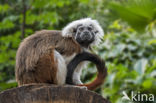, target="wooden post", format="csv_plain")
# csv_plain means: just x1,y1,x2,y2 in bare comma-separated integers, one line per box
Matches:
0,84,110,103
